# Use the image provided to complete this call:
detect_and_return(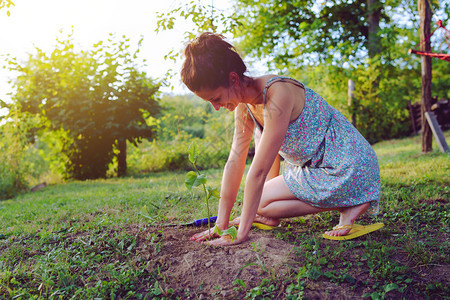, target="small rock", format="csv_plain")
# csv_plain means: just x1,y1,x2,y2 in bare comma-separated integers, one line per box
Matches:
205,260,214,267
221,290,231,297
